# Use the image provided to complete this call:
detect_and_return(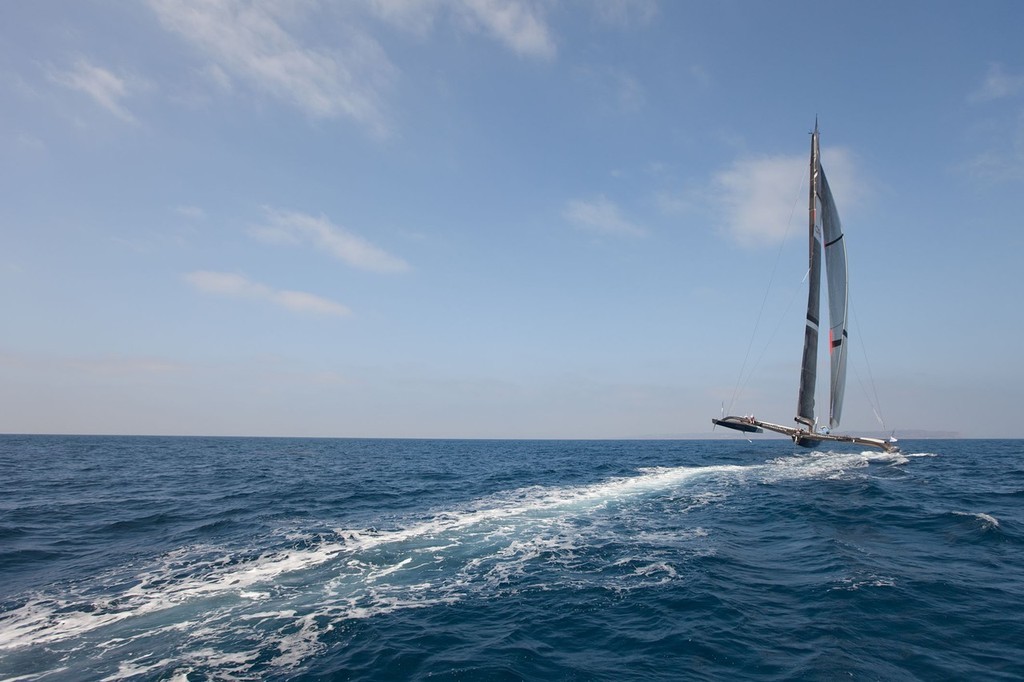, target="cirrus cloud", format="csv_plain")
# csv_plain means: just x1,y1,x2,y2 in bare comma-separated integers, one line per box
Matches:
250,208,411,274
369,0,556,58
563,196,646,237
48,58,142,123
150,0,397,134
969,62,1024,103
184,271,350,317
963,63,1024,182
149,0,558,135
453,0,556,59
